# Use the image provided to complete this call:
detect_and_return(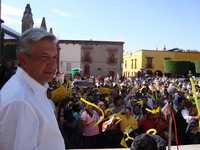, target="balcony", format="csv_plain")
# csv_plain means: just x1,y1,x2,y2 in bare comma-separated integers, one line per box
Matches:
81,56,92,63
145,64,153,69
107,57,117,65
